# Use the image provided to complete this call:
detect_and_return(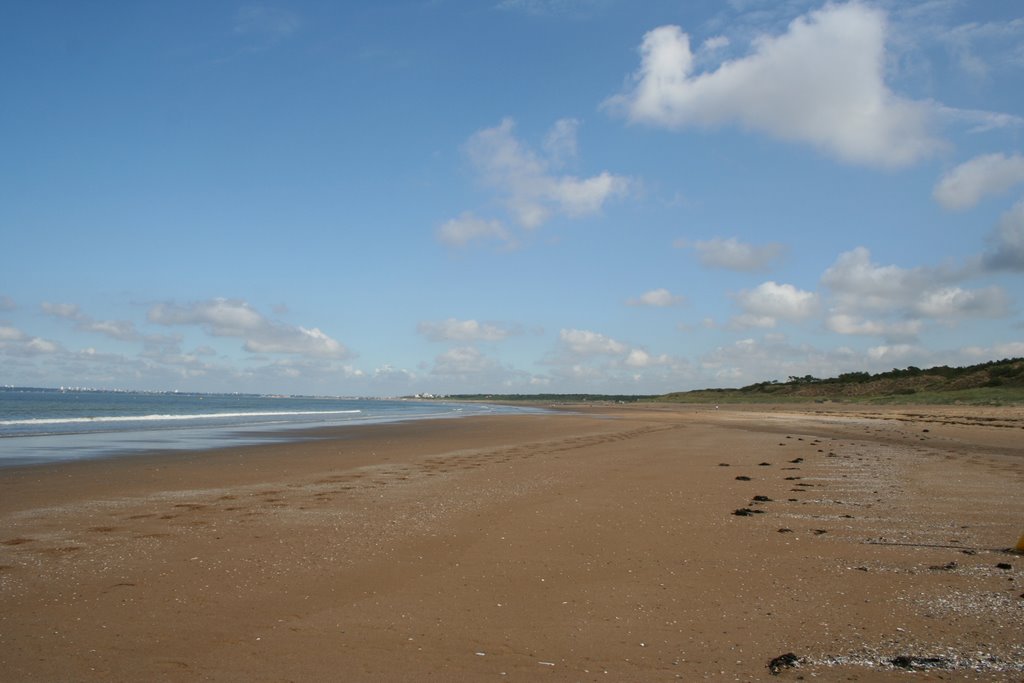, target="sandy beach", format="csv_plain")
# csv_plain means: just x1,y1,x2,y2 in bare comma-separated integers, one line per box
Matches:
1,404,1022,681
